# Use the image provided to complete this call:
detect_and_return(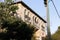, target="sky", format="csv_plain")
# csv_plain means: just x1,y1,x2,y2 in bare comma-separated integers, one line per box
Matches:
0,0,60,34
